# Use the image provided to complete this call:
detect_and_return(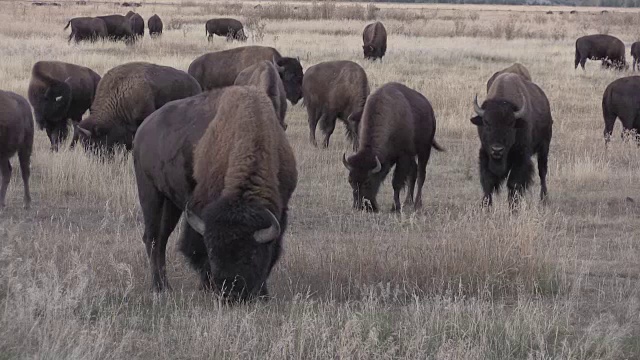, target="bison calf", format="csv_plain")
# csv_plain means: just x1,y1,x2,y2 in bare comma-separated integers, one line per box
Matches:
602,76,640,144
148,14,162,37
206,18,247,41
575,34,626,71
362,21,387,61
